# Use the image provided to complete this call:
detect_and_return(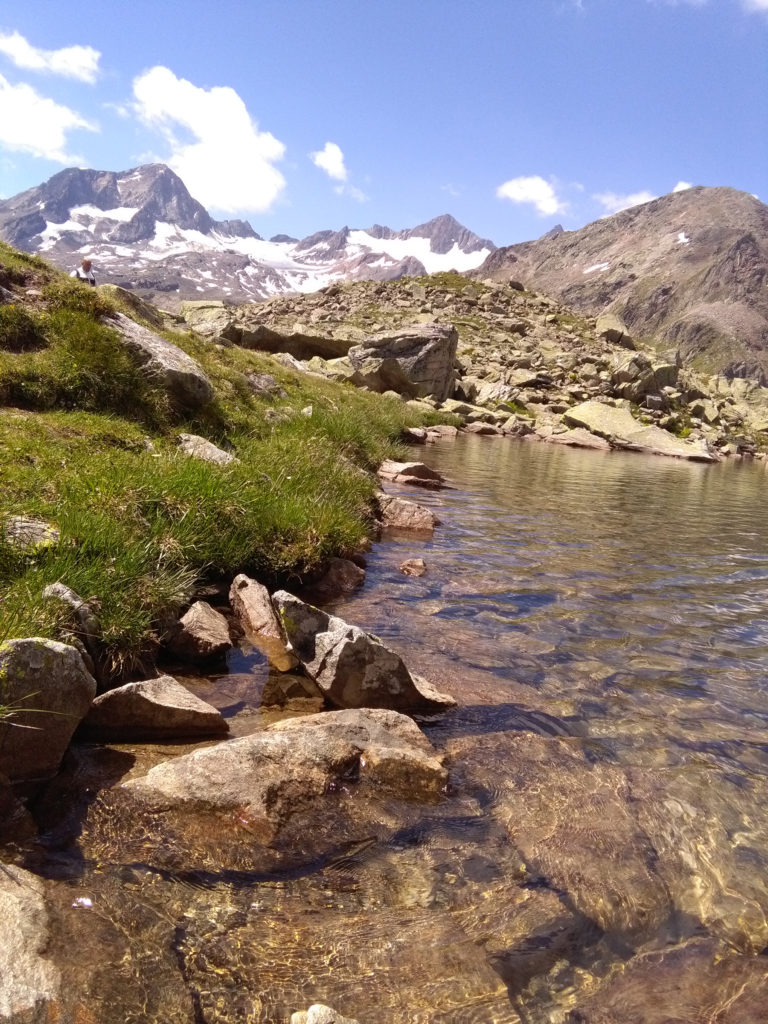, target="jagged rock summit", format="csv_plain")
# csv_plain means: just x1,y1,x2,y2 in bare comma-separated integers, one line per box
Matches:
476,186,768,382
0,164,495,309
